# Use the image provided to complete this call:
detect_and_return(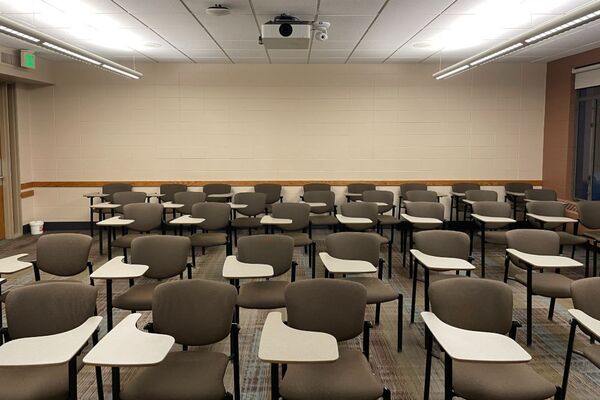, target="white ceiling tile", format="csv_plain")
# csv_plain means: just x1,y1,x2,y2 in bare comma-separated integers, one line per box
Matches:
197,14,259,41
220,40,265,49
310,40,356,50
318,15,374,41
347,57,387,63
317,0,386,16
252,0,317,17
182,0,253,15
309,57,346,63
113,0,187,14
310,49,351,58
